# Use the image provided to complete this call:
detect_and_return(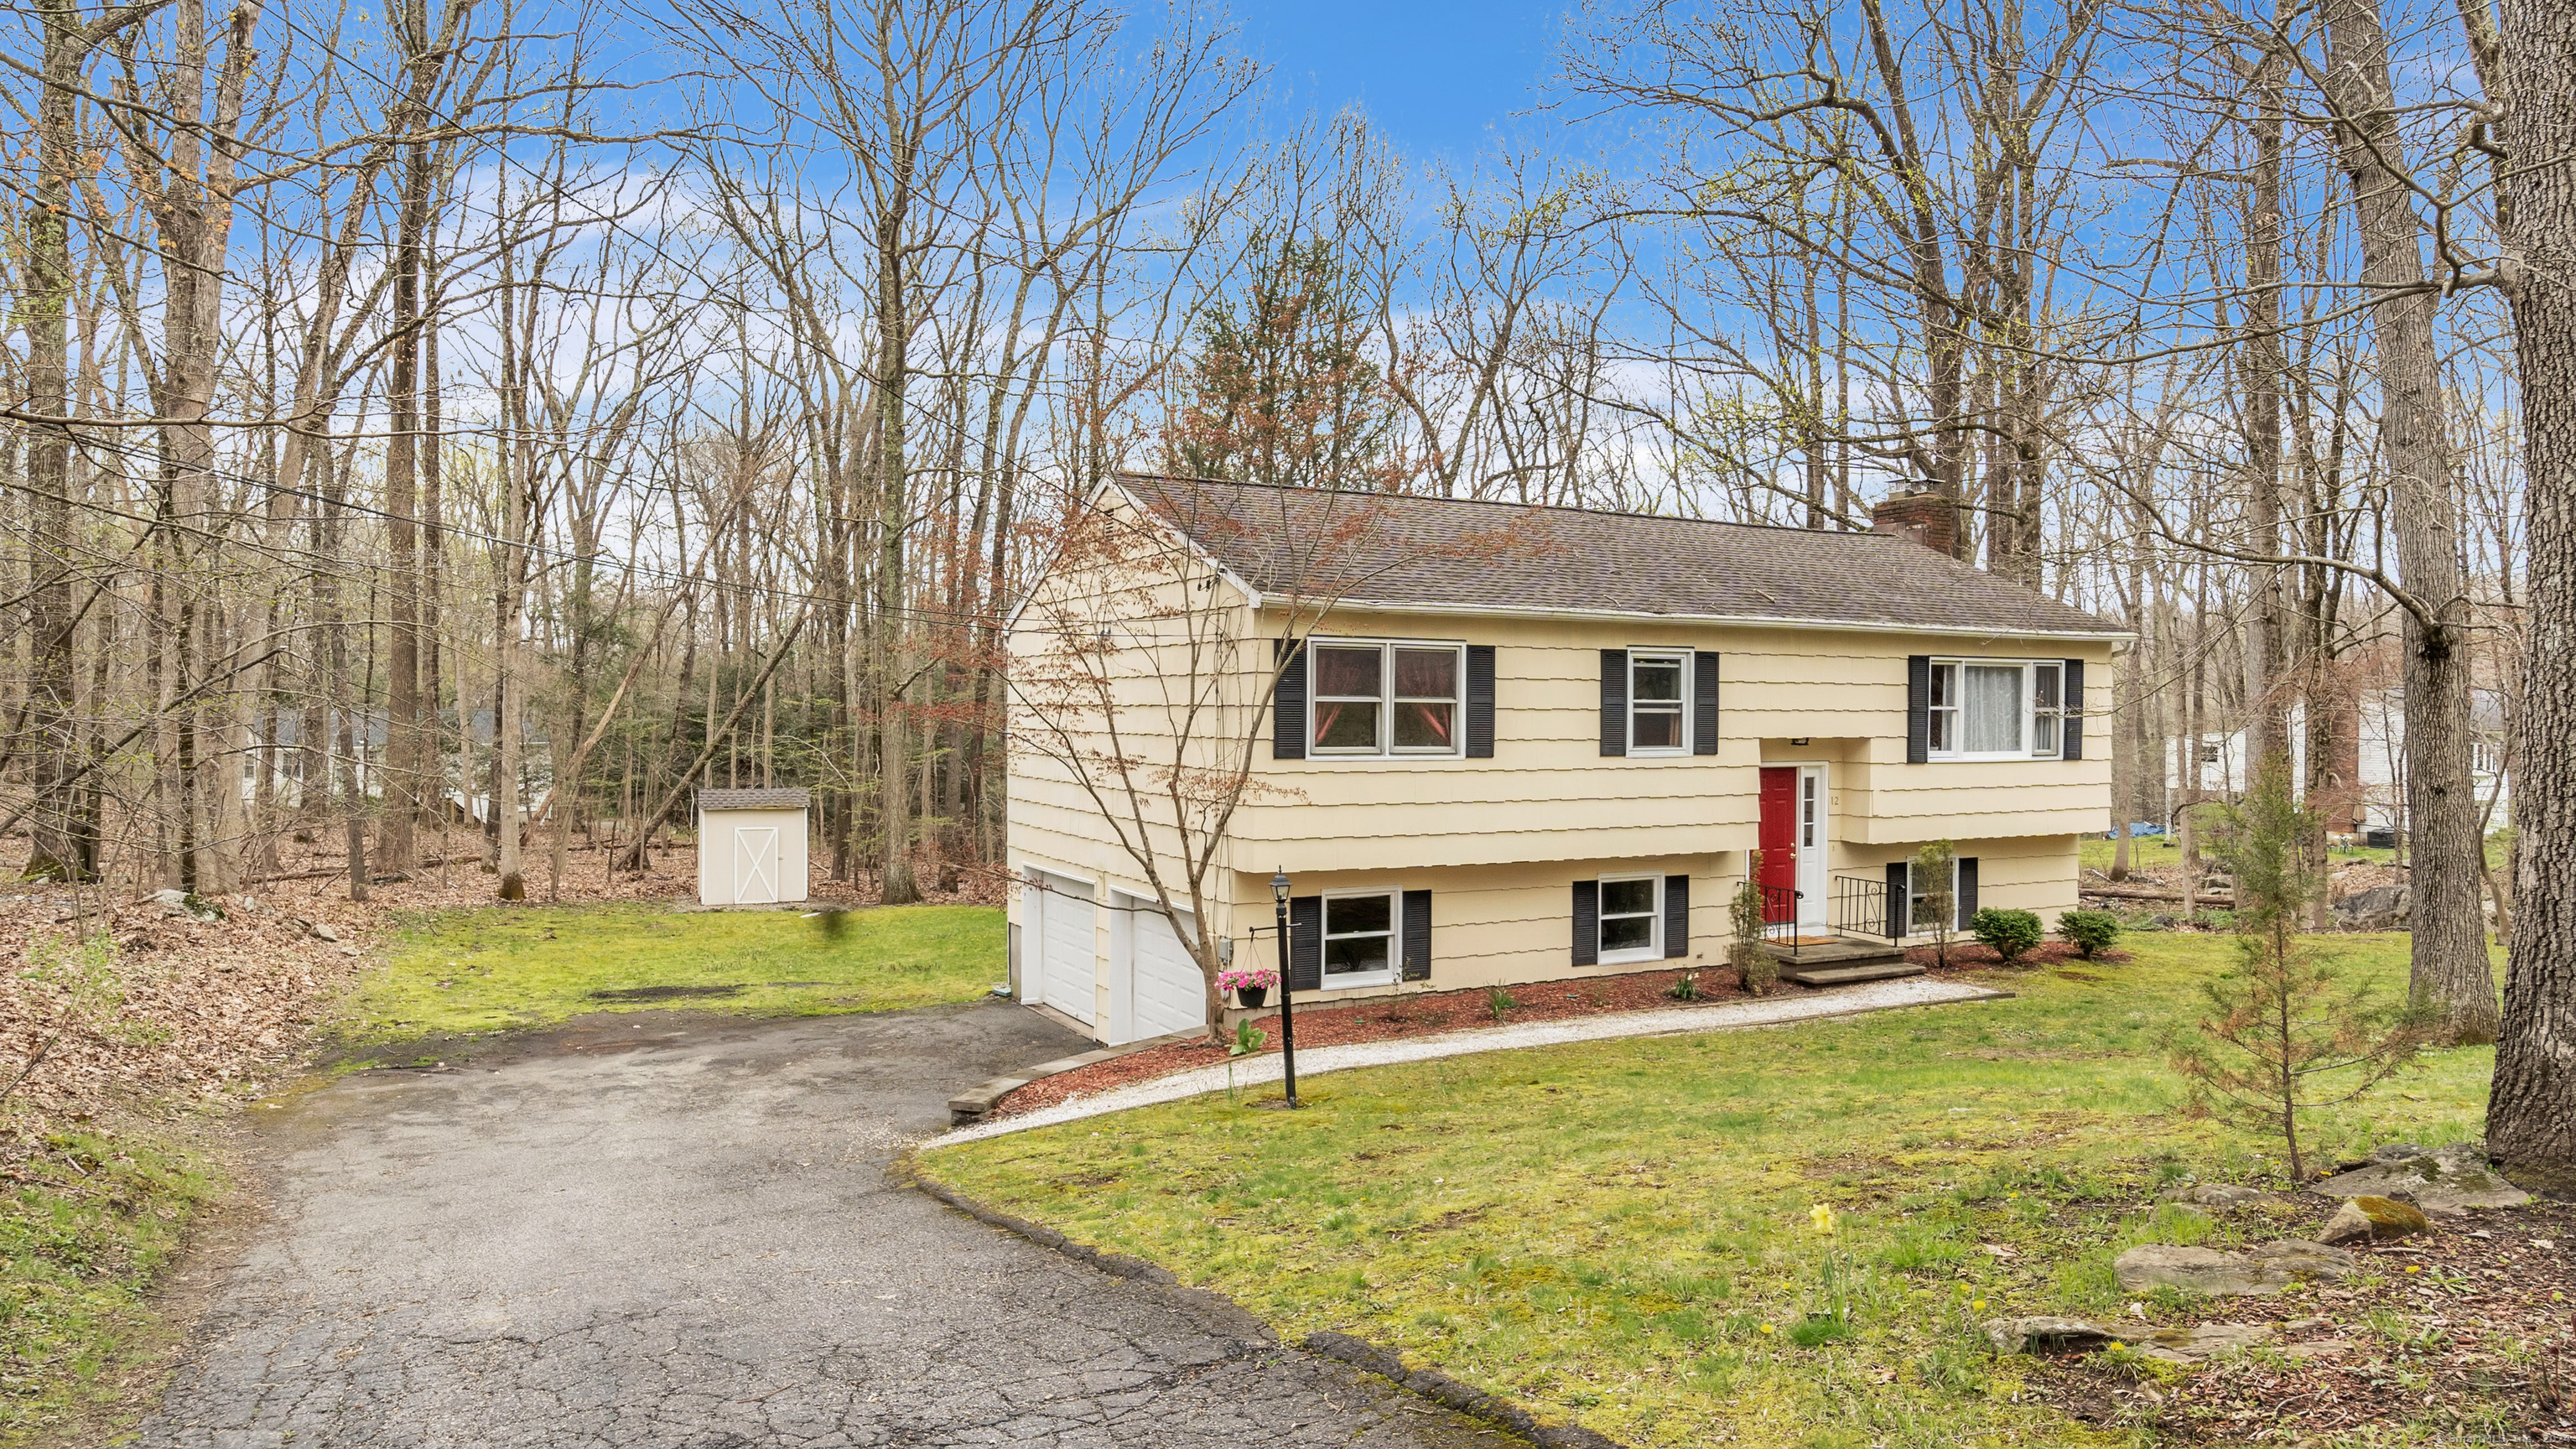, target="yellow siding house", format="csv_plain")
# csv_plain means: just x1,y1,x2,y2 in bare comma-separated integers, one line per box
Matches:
1005,476,2125,1044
